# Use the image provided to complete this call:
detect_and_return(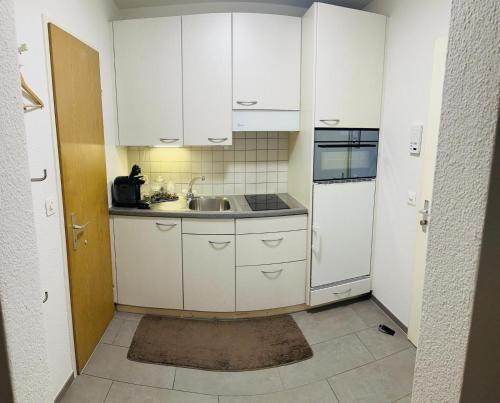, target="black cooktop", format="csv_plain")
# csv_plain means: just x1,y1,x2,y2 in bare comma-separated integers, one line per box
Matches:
244,194,290,211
